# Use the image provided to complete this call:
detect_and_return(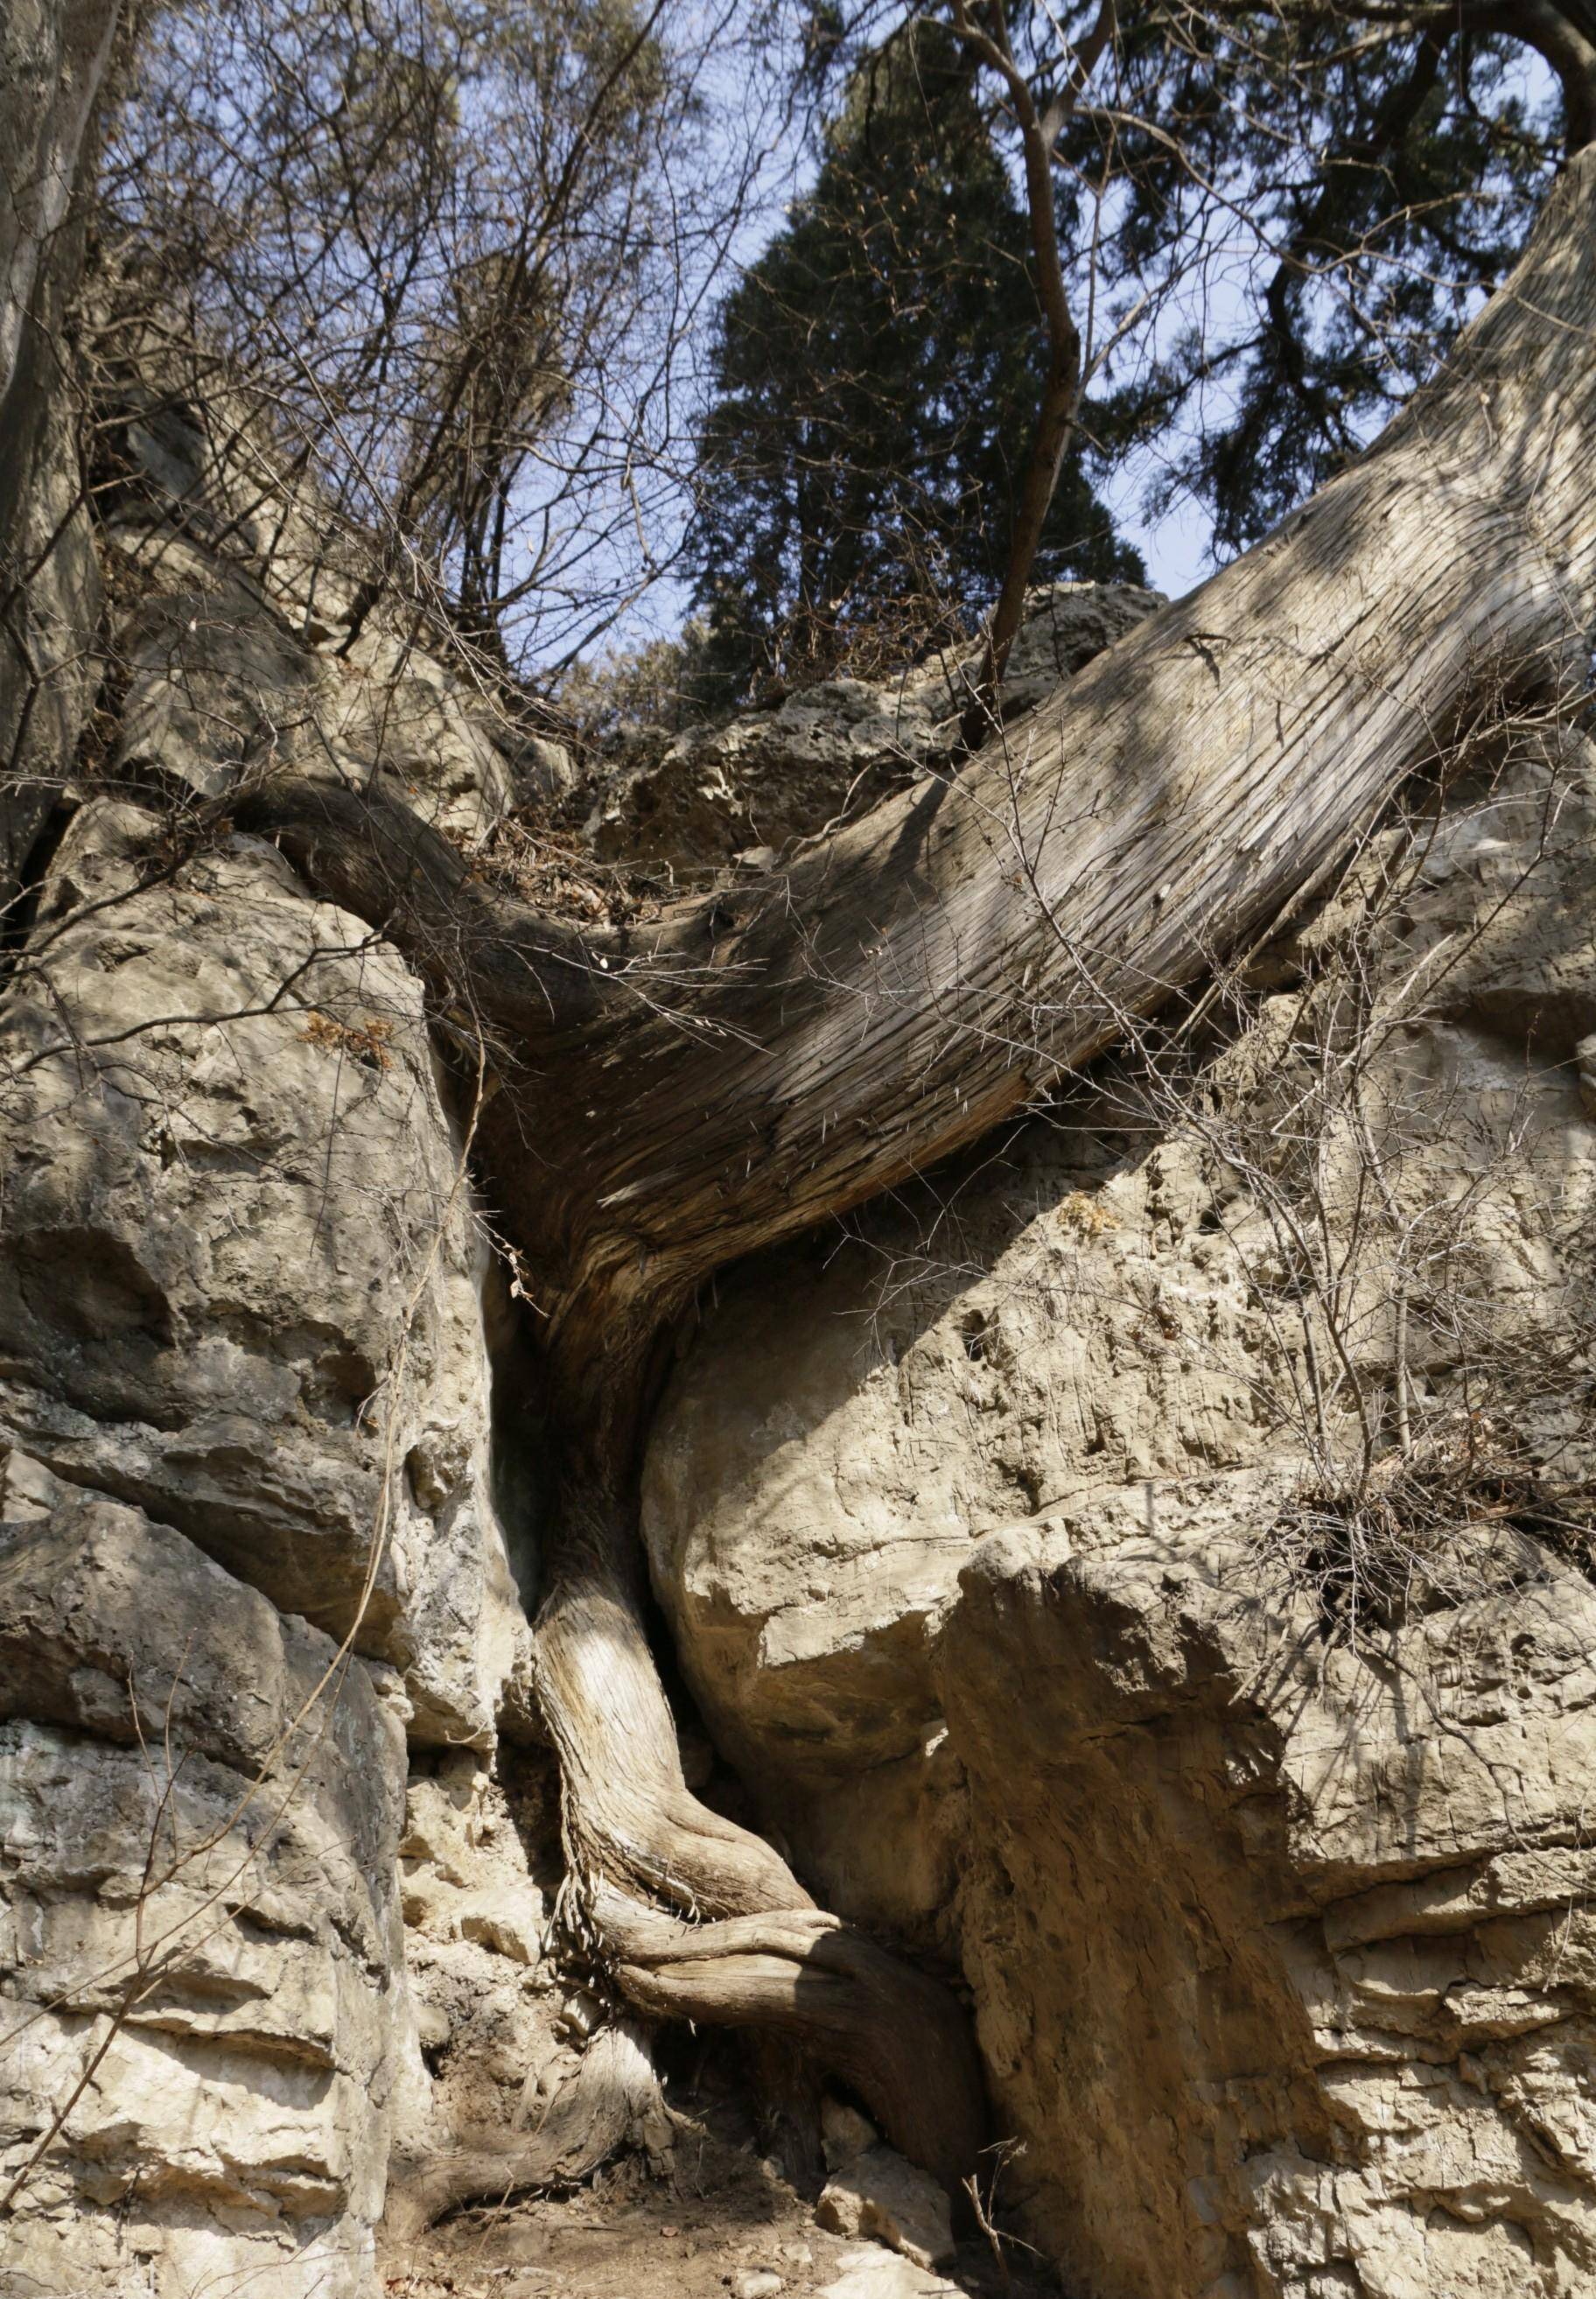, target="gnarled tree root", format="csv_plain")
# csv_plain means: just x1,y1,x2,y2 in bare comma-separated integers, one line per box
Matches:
530,1467,987,2195
382,2021,672,2246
